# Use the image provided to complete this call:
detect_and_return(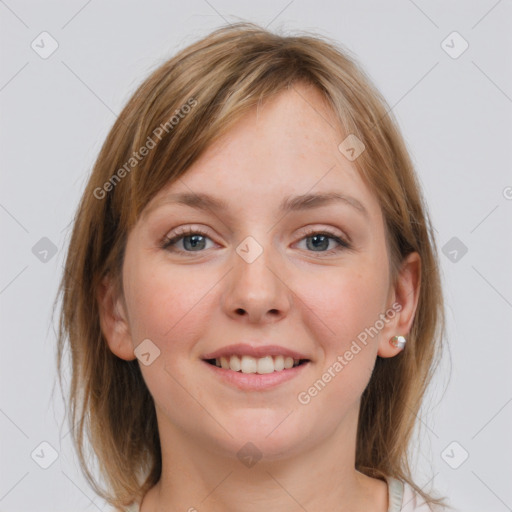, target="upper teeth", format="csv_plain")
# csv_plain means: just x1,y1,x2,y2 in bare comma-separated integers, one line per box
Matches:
215,355,301,374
